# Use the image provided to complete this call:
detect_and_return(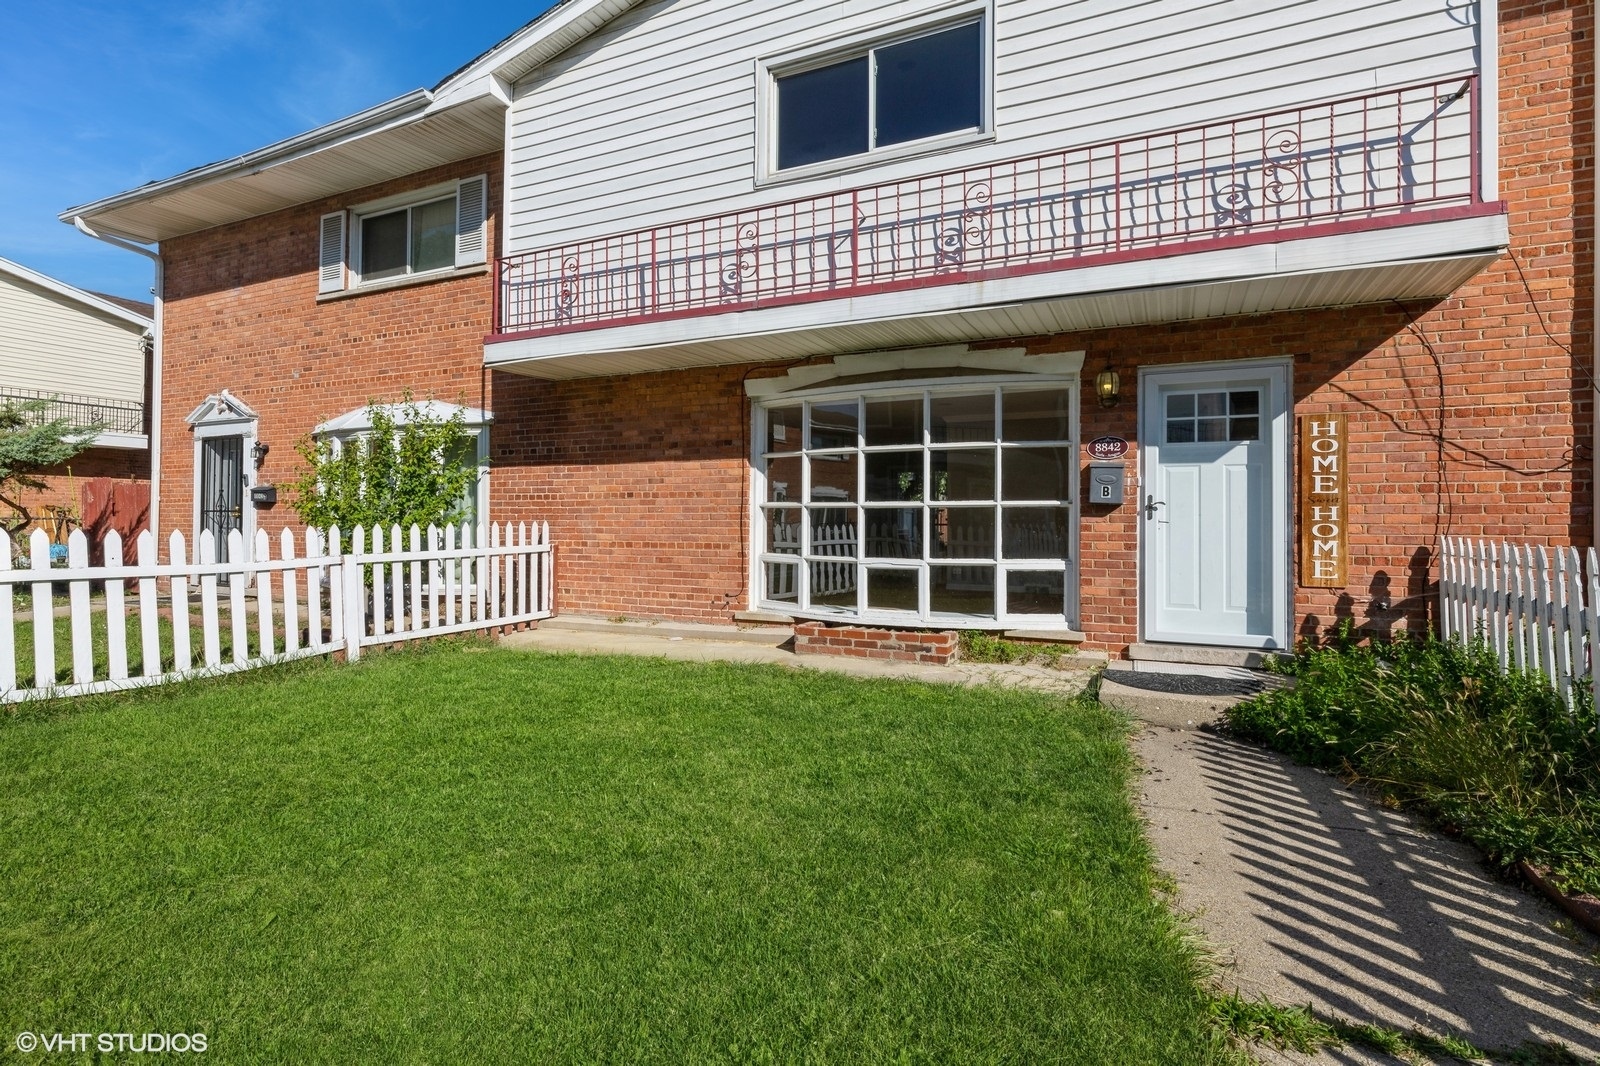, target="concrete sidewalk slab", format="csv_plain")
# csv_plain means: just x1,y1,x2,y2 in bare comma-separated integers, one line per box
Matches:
499,626,1099,696
1136,726,1600,1063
